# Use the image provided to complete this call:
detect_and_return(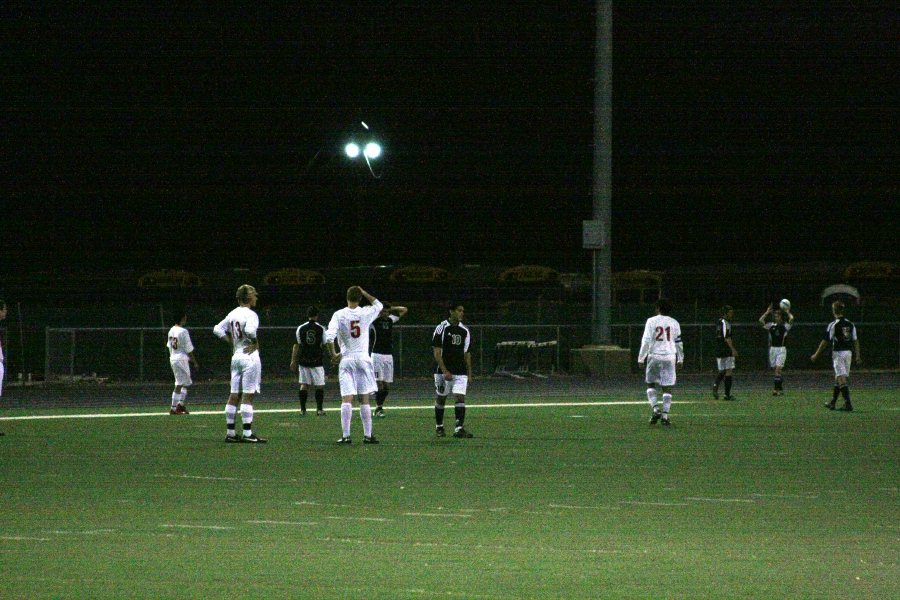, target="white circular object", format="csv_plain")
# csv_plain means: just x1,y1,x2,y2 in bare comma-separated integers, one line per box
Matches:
344,143,360,158
364,142,382,159
779,299,791,312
